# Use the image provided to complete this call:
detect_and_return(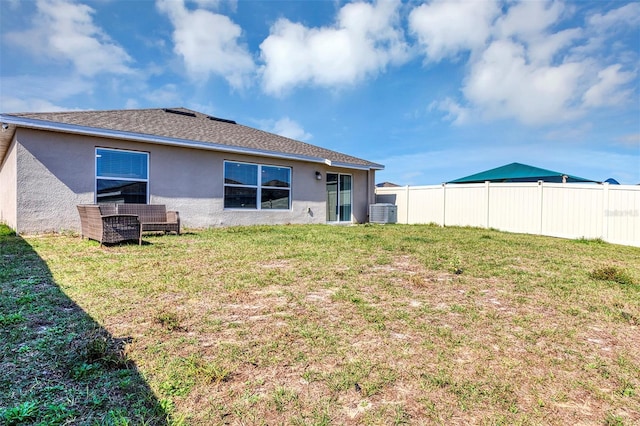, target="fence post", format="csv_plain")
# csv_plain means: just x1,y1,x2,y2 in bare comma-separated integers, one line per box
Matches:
442,183,447,227
405,185,410,224
602,182,609,241
538,180,544,235
485,181,490,229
